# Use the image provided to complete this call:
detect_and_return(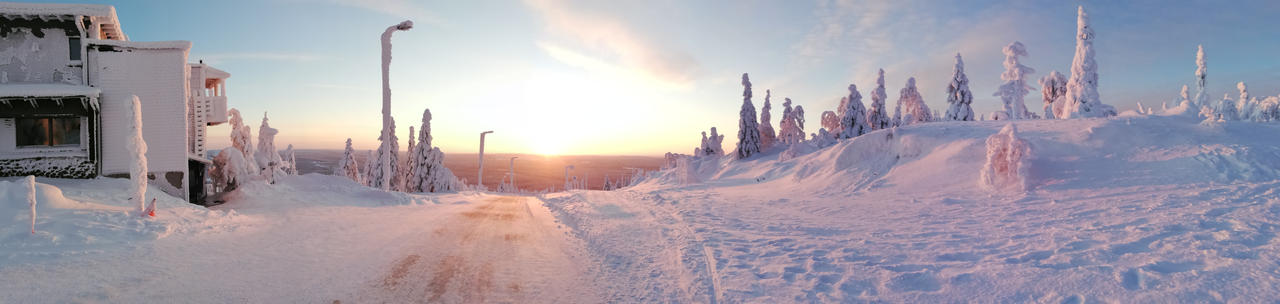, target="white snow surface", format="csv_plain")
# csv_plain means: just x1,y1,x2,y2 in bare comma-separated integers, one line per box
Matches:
4,114,1280,302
